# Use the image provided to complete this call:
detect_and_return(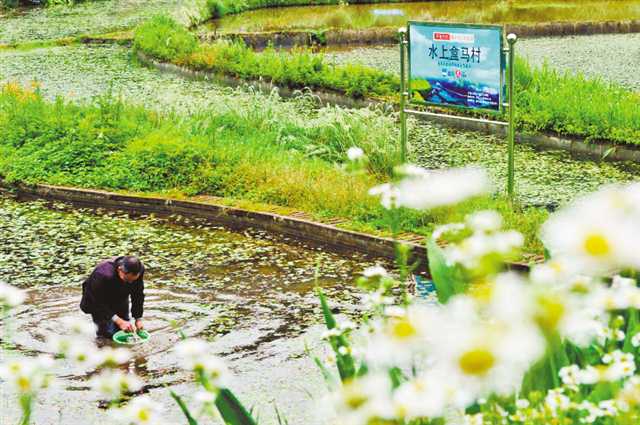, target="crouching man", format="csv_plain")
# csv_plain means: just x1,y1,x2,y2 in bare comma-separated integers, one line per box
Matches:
80,255,145,338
